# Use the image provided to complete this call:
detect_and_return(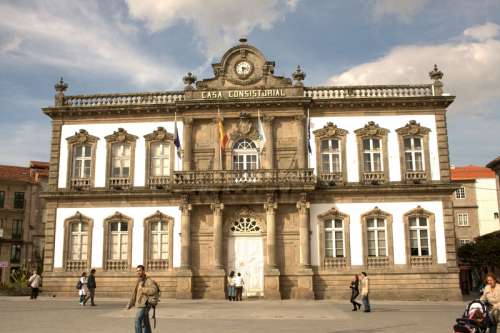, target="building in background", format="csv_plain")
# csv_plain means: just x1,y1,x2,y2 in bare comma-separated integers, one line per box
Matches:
487,156,500,213
0,161,48,284
41,39,461,300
